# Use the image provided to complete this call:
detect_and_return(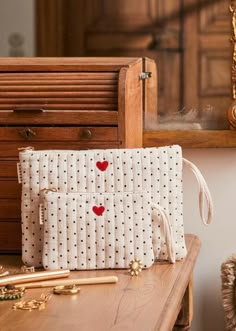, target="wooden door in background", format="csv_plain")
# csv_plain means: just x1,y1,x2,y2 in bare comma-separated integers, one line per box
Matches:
36,0,231,130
